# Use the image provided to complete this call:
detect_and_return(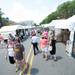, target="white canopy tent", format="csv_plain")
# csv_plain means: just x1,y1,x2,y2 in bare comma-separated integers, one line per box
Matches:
66,15,75,31
0,25,25,32
41,23,55,28
22,25,35,29
65,15,75,57
41,19,70,29
0,25,26,39
49,19,69,29
67,15,75,22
